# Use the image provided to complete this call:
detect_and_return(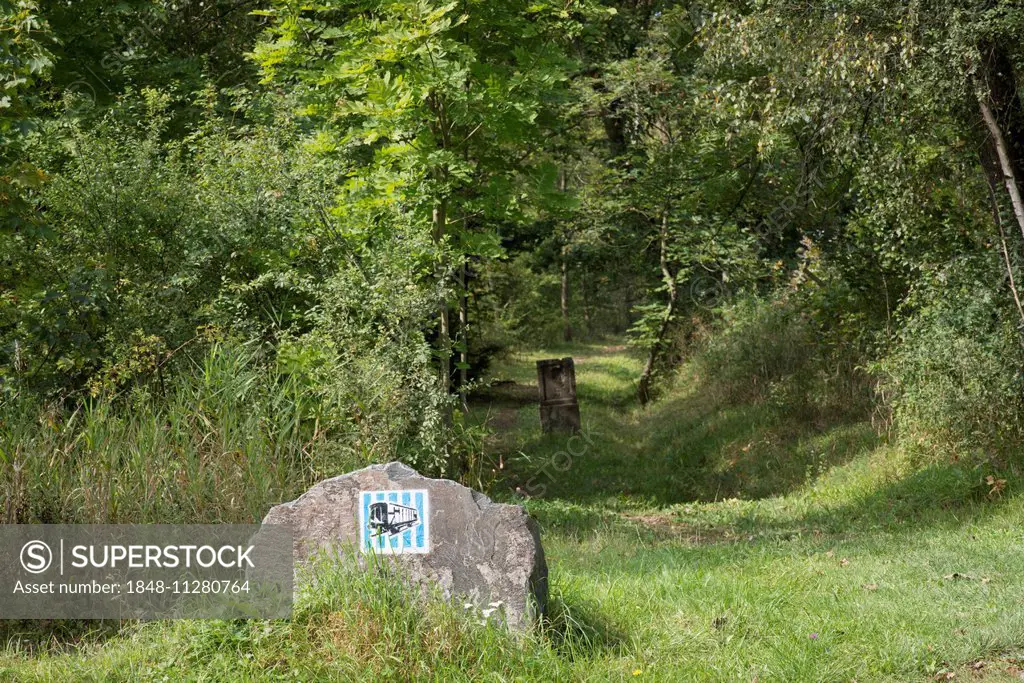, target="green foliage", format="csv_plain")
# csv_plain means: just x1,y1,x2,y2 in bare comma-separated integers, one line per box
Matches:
4,100,316,395
0,341,349,524
11,102,202,393
1,90,471,469
1,0,1022,477
879,261,1024,457
694,288,876,423
37,0,261,127
0,0,52,142
7,0,1024,678
0,0,53,248
251,0,585,267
